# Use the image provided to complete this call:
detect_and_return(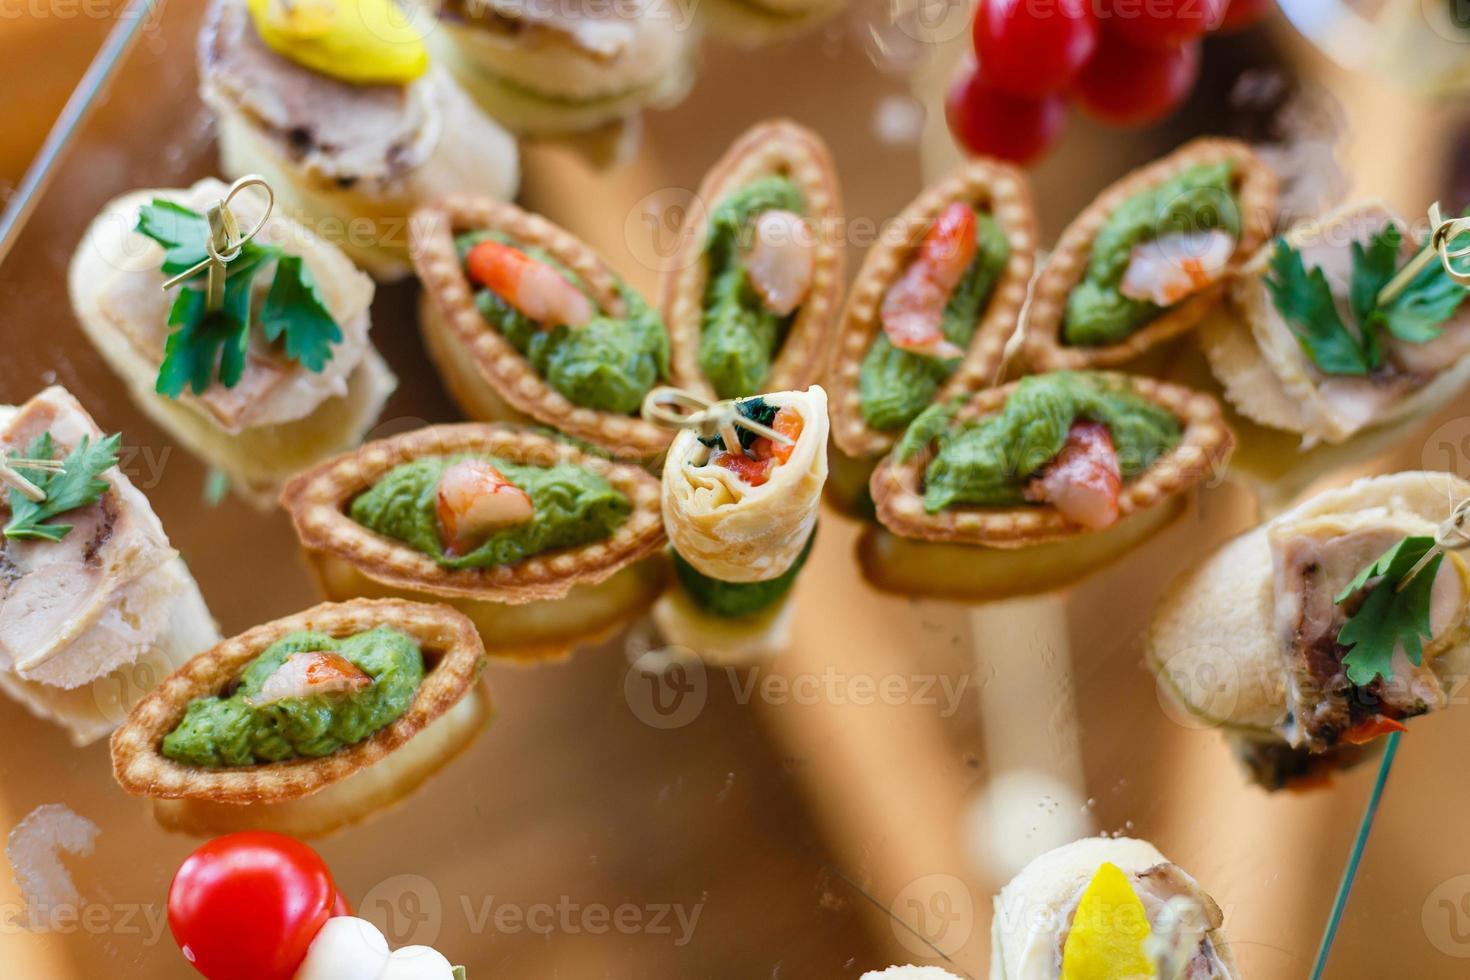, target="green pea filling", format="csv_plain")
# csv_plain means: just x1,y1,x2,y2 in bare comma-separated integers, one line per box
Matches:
900,372,1181,513
350,454,630,570
699,175,806,400
1062,161,1239,347
458,231,670,414
161,628,424,768
857,208,1010,432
